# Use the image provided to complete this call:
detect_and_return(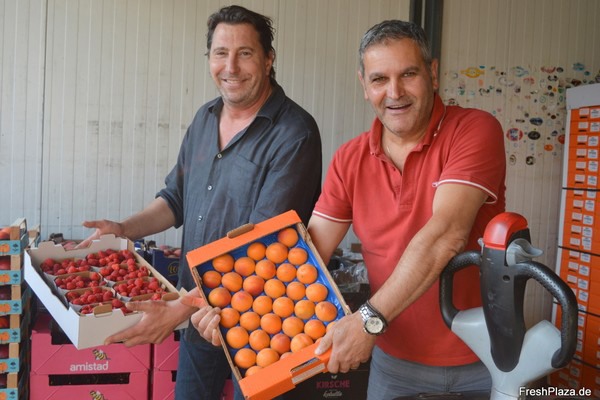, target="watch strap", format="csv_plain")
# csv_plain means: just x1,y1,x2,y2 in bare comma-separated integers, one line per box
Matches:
365,300,388,329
